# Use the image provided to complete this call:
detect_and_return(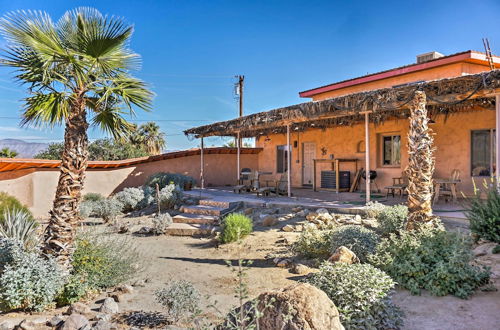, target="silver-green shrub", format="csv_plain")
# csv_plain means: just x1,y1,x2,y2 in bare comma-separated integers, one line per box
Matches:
155,280,201,322
306,262,403,329
93,198,123,222
79,200,96,218
292,226,333,259
376,205,408,236
114,187,145,212
159,183,182,210
0,209,39,250
364,201,386,219
0,240,64,312
152,213,173,235
82,192,104,202
330,225,379,263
